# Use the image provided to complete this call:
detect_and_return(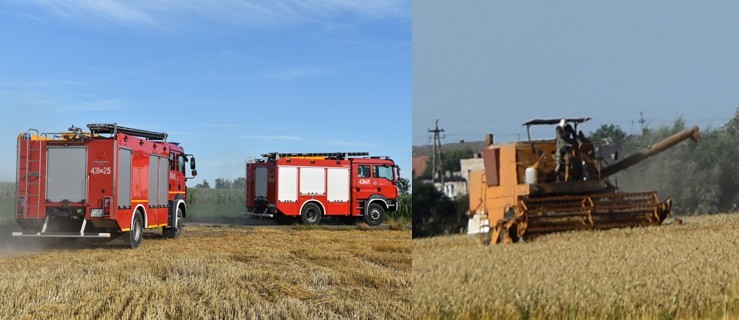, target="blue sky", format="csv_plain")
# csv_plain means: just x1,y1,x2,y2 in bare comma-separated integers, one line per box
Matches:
413,1,738,145
0,0,411,185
